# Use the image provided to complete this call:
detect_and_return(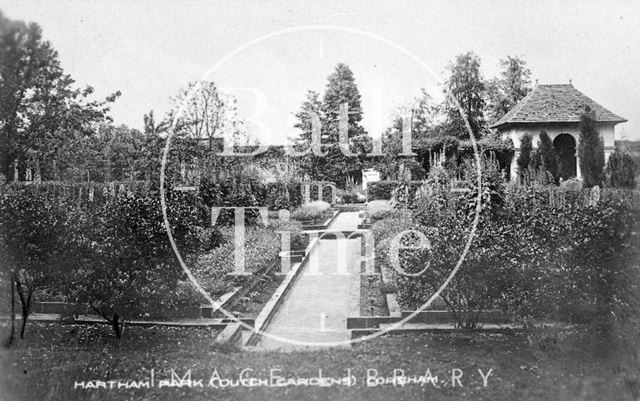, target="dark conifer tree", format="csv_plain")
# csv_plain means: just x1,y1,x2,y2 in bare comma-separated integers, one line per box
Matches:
537,131,559,182
578,107,605,188
517,133,533,180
